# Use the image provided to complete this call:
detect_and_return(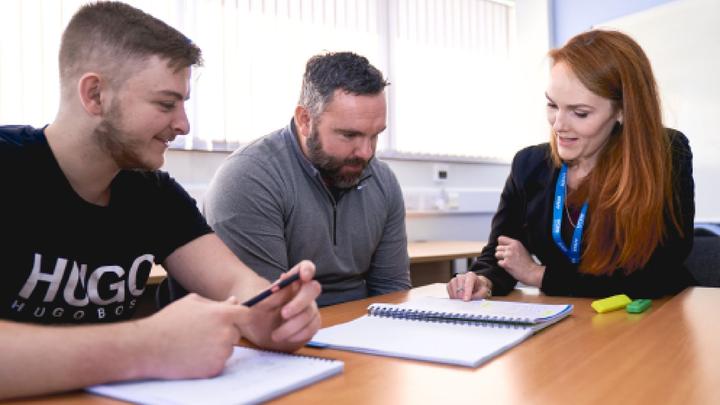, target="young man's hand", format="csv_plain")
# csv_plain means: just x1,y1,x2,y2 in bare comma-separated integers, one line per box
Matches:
240,260,322,352
137,293,248,379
